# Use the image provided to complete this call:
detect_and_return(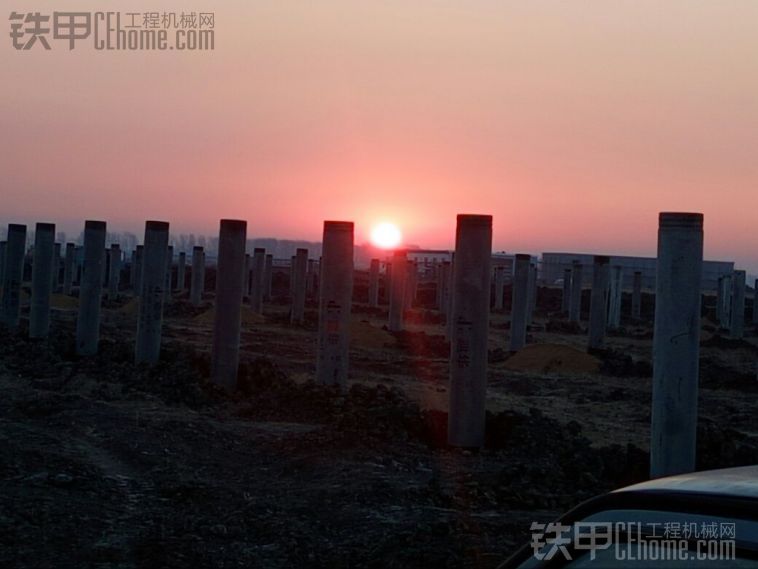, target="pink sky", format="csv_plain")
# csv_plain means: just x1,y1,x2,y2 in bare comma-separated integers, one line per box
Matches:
2,1,757,272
